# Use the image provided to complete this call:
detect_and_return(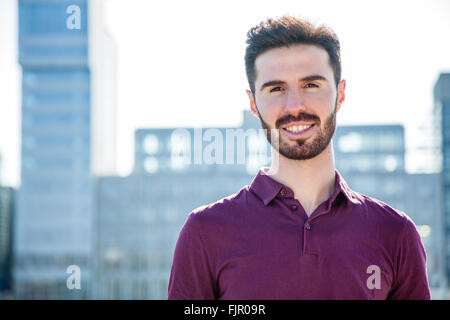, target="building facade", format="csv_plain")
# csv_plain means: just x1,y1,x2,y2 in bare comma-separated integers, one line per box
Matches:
94,114,264,299
15,0,115,299
0,186,14,299
94,111,442,299
434,72,450,298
